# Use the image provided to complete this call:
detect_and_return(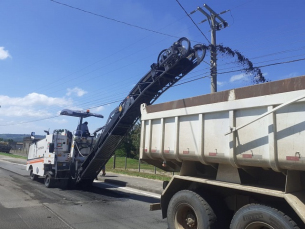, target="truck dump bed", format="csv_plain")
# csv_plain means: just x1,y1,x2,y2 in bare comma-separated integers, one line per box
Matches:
140,75,305,173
